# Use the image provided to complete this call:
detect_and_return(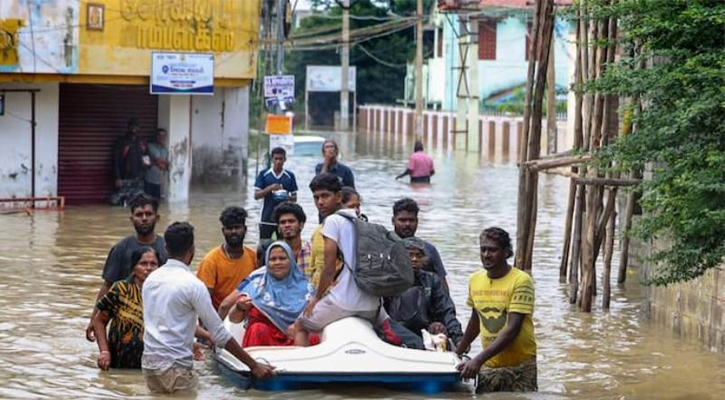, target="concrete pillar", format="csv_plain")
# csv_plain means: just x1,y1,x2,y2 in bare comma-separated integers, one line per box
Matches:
488,121,496,156
502,121,511,157
158,95,191,203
